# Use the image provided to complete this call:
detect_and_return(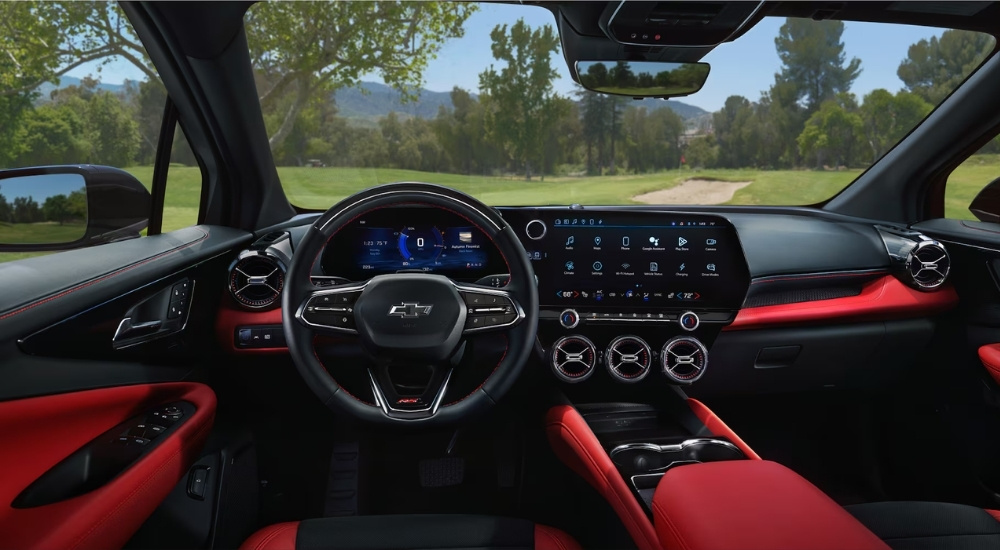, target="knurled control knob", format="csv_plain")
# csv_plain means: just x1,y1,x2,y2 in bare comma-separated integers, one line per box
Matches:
525,220,547,240
559,309,579,329
679,311,700,331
